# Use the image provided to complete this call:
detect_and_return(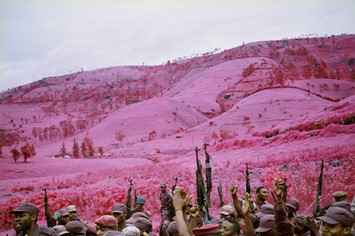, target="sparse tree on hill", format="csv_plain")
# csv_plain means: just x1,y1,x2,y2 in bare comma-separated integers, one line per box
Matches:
11,148,21,163
60,141,67,156
73,138,80,159
98,146,104,157
21,144,32,162
81,141,87,158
